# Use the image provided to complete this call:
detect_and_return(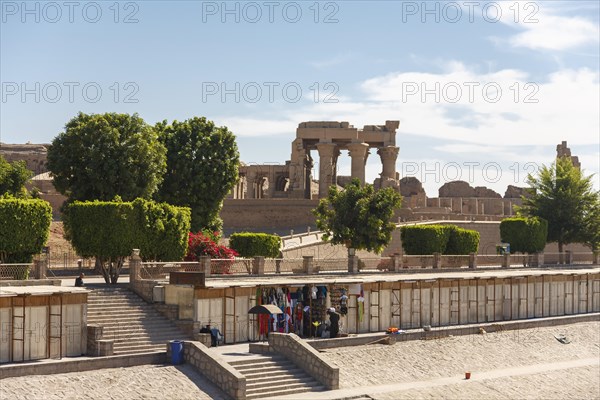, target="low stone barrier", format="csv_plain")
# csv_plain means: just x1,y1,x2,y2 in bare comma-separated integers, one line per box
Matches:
268,332,339,390
0,279,61,287
86,324,114,356
0,352,164,379
174,341,246,400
